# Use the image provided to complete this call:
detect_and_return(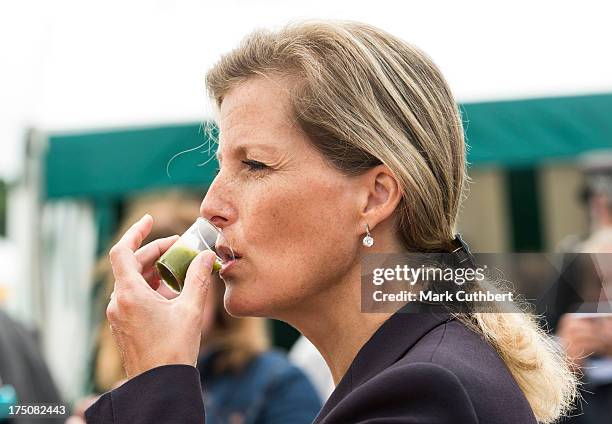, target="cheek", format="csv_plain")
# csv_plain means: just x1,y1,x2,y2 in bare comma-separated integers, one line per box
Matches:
248,175,354,258
227,173,357,311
